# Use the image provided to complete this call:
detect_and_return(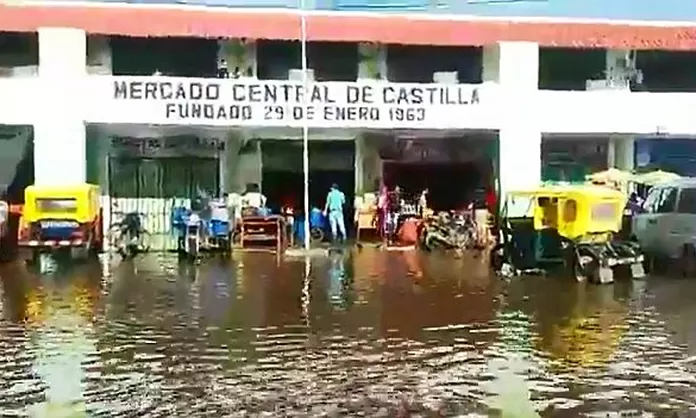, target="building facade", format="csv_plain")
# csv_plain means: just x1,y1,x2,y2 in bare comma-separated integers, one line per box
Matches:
1,2,696,212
